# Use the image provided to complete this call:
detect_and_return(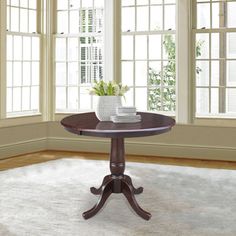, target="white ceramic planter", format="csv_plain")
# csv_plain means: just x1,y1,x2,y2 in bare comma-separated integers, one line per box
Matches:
95,96,122,121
